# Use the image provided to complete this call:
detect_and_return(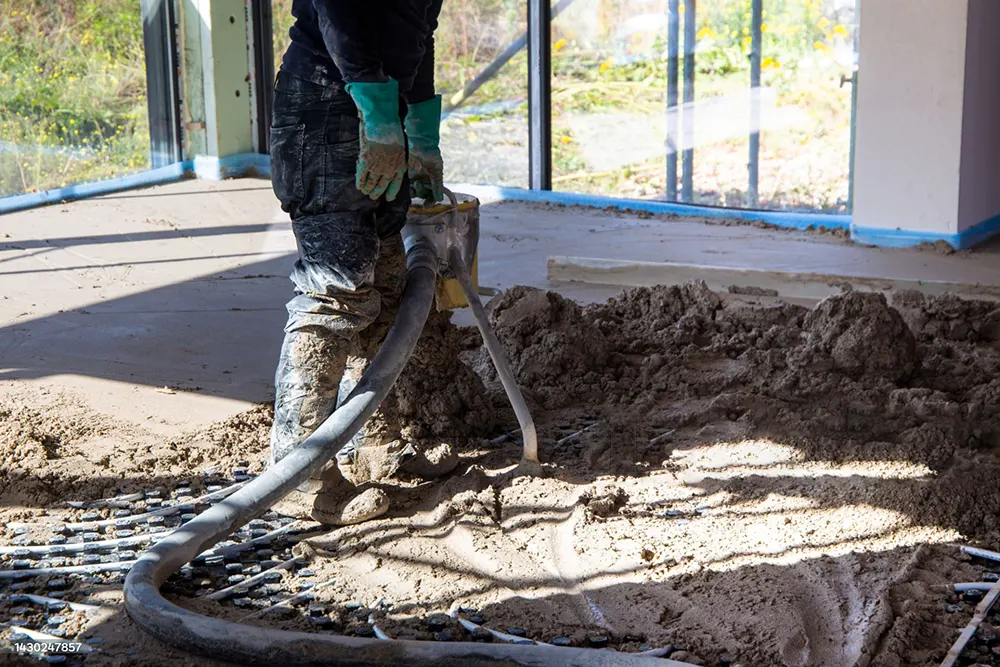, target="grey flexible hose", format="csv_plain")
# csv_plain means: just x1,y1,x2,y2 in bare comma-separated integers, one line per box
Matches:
123,240,677,666
449,246,539,464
